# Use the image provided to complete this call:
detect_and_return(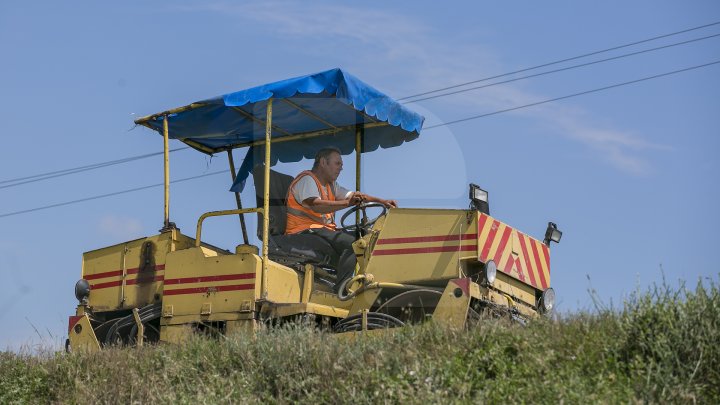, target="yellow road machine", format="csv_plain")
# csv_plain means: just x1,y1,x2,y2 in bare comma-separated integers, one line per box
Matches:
67,68,562,351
